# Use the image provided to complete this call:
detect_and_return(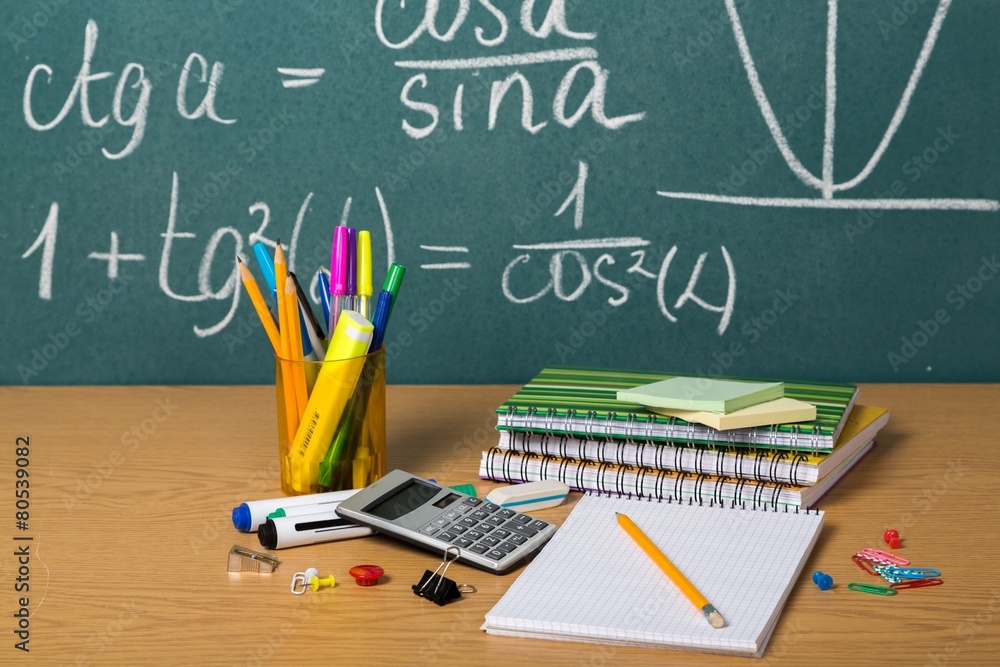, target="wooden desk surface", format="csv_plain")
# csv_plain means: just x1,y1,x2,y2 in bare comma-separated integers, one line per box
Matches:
2,384,998,666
